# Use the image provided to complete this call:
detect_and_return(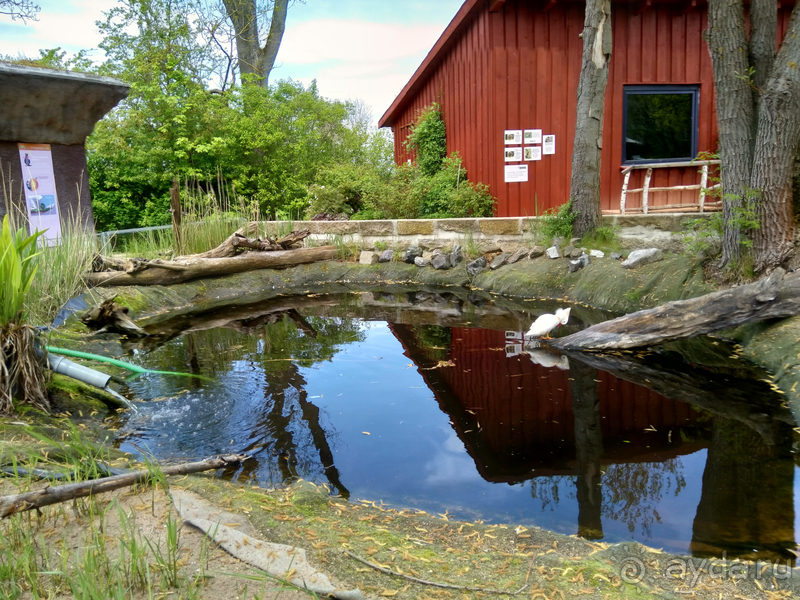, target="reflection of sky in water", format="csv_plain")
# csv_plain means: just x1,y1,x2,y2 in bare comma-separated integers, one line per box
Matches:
117,319,788,556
